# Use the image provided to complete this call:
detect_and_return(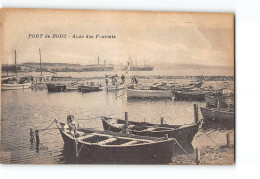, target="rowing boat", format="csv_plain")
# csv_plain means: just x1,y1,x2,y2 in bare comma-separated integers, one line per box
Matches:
127,88,173,99
55,119,176,164
46,83,66,92
173,91,205,101
200,107,234,128
101,116,200,145
1,82,32,90
79,84,103,92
